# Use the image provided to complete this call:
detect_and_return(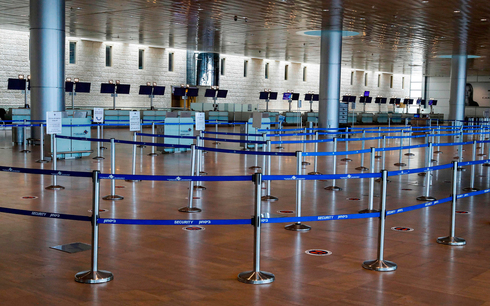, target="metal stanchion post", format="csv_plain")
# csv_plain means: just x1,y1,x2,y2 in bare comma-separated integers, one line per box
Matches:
341,127,352,162
179,144,202,212
213,122,220,145
463,140,479,191
416,143,437,201
484,138,490,167
308,132,321,175
382,136,386,170
437,161,466,246
356,131,369,171
302,128,310,166
125,132,141,182
434,128,442,154
237,173,275,284
249,143,261,170
405,127,414,156
285,151,311,231
324,137,341,191
199,131,207,175
194,136,206,190
261,134,267,174
148,122,158,156
102,138,124,201
360,147,379,213
276,122,284,149
137,119,146,148
93,124,104,160
100,124,107,150
46,134,65,190
20,119,30,153
375,127,382,159
478,128,486,157
362,169,397,272
36,123,48,163
75,170,114,284
394,131,406,167
262,140,278,202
